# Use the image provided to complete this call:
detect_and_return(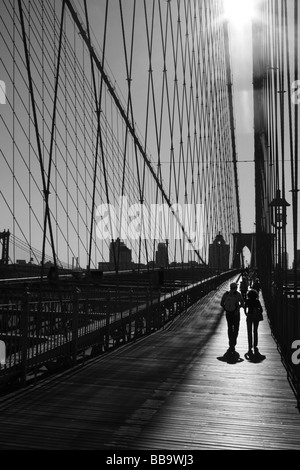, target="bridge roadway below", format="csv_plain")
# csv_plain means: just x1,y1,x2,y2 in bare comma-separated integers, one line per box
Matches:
0,276,299,450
